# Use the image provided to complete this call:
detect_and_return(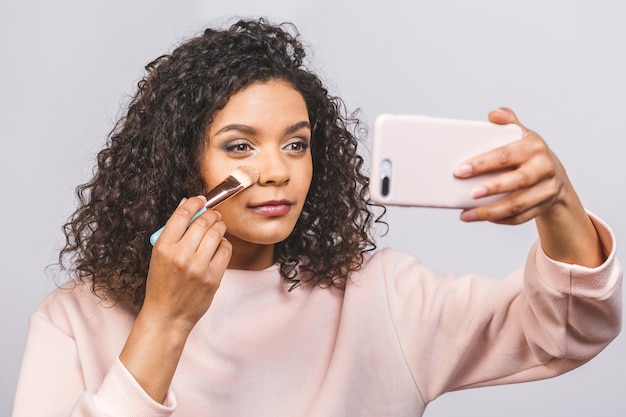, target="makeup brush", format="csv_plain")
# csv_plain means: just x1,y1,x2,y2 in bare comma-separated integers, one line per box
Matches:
150,165,260,245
